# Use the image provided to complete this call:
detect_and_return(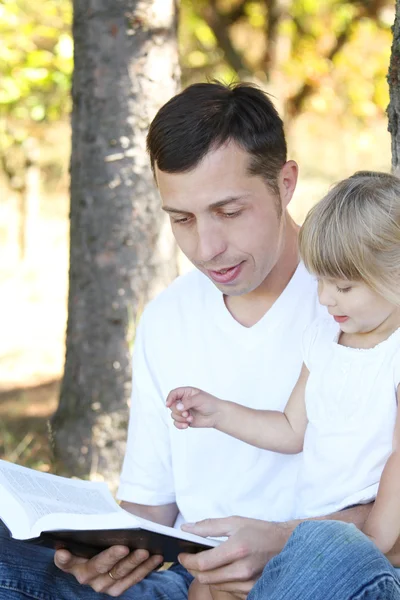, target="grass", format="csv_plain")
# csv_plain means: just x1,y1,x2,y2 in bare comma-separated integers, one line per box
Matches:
0,379,59,470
